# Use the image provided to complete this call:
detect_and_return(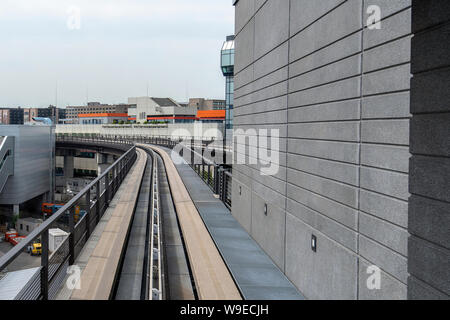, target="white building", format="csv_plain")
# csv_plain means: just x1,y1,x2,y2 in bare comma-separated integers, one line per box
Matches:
16,217,43,237
127,97,197,124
